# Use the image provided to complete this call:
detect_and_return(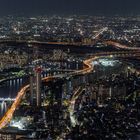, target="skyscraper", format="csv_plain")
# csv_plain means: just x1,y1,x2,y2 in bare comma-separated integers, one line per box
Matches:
35,67,42,107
